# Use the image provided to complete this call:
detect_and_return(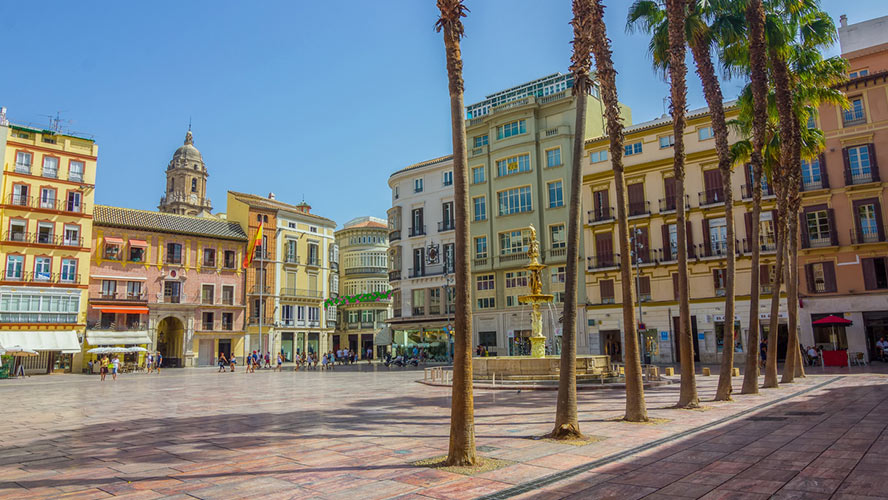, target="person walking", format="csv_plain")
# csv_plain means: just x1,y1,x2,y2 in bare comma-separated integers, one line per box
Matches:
146,352,154,374
155,351,163,374
218,353,228,373
275,353,283,372
100,355,109,381
111,355,120,381
366,347,372,364
264,351,271,369
229,354,236,372
759,338,767,369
